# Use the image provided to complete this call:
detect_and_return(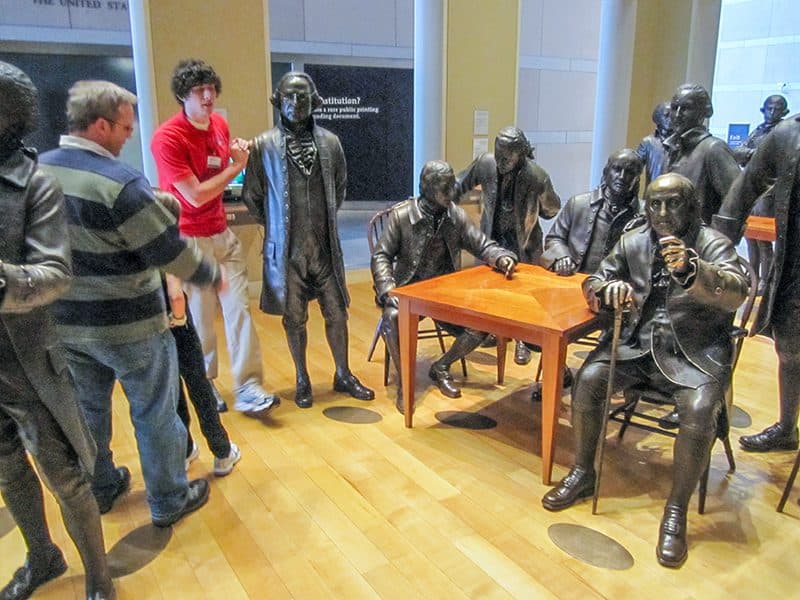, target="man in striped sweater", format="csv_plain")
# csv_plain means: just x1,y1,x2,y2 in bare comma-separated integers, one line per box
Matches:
40,80,223,528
